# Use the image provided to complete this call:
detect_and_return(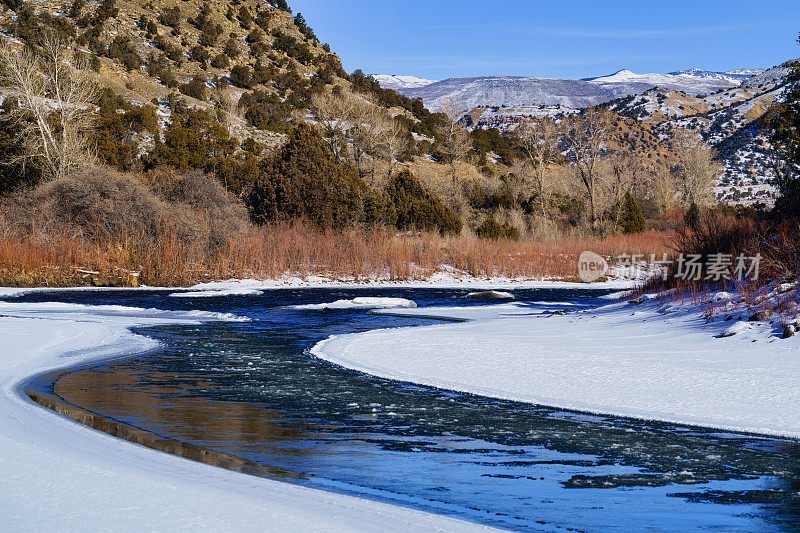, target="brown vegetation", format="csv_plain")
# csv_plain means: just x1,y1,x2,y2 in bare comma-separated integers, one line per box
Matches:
0,170,671,287
632,210,800,315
